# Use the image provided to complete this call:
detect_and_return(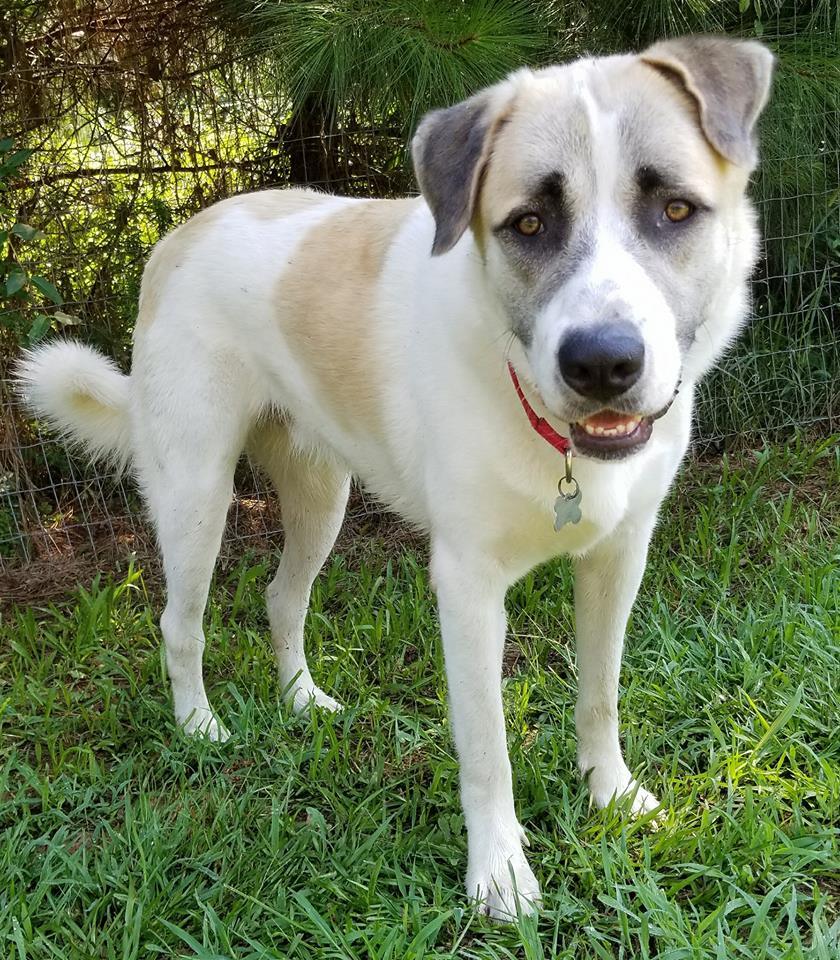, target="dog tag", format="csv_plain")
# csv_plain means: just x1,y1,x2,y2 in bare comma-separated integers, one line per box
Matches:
554,450,581,531
554,483,582,531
